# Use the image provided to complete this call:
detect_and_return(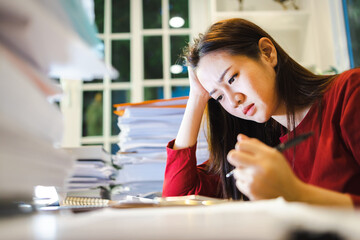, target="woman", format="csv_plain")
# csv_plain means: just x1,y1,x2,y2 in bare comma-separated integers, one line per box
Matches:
162,18,360,207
